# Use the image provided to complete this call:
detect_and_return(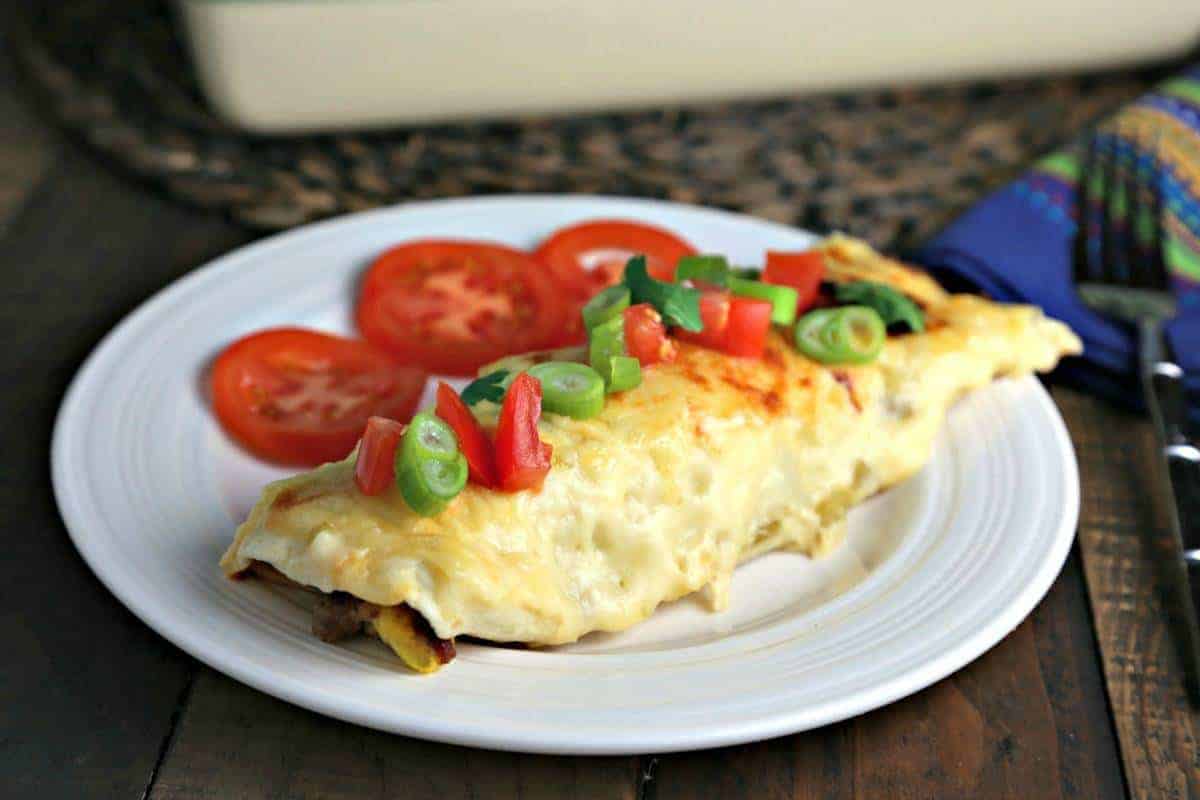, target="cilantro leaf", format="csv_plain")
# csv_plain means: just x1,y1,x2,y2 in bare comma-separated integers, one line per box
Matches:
460,370,509,406
834,281,925,333
622,255,703,332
